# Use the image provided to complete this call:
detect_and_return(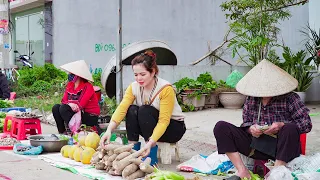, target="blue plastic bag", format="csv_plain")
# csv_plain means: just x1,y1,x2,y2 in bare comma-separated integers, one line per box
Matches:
13,143,43,155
